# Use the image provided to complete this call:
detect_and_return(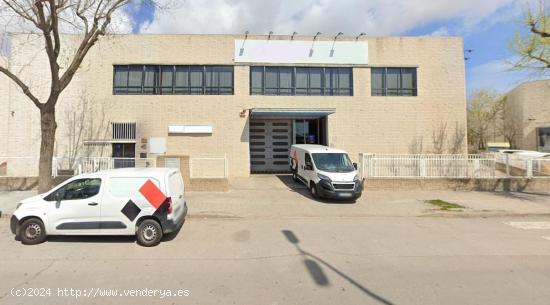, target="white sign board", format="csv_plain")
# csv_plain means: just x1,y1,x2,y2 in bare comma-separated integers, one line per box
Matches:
168,125,213,134
149,137,166,154
234,39,368,65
